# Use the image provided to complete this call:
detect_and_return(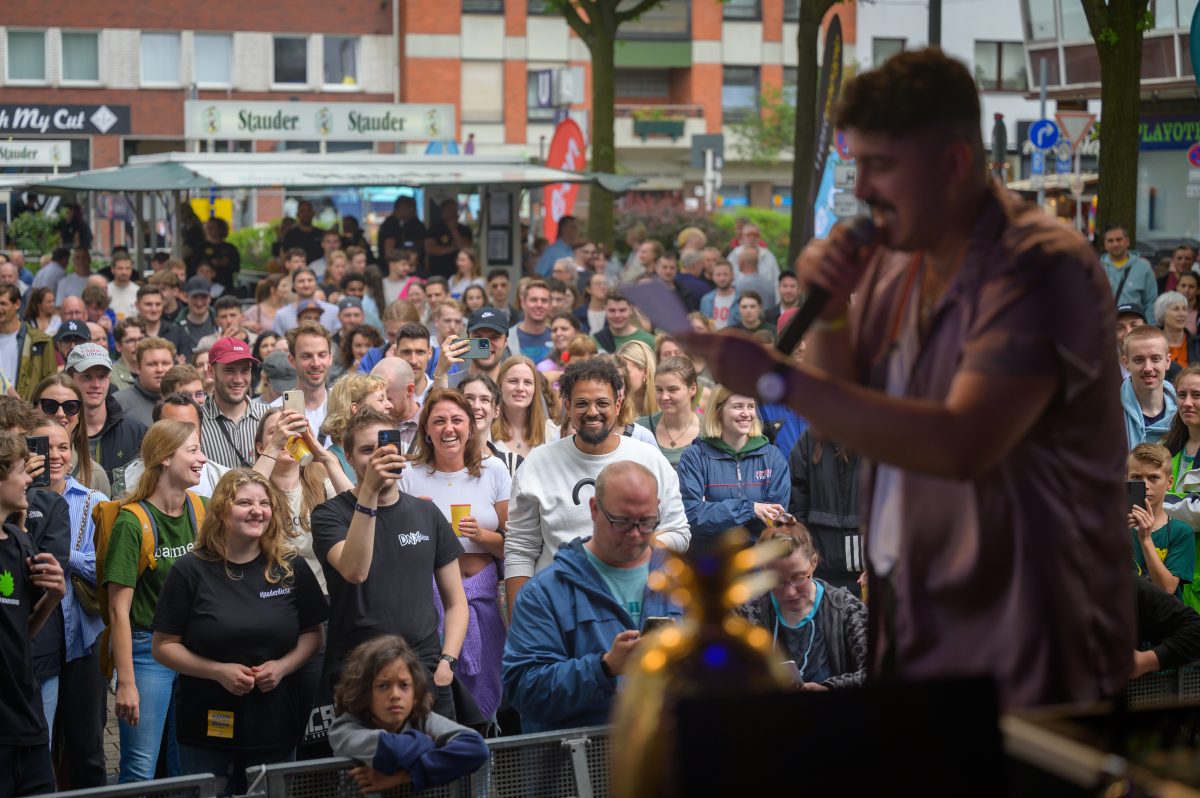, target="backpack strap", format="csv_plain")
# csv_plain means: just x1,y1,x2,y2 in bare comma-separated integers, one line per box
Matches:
184,491,205,533
623,424,635,437
125,502,159,574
